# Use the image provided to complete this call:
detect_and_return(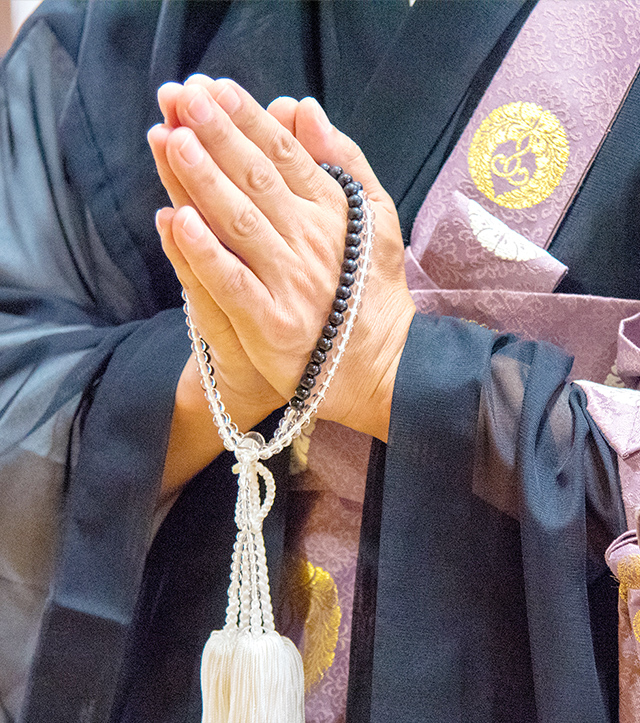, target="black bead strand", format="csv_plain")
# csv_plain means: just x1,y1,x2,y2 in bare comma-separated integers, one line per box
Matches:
316,337,333,352
288,162,367,410
344,246,360,260
342,258,358,274
339,272,355,287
